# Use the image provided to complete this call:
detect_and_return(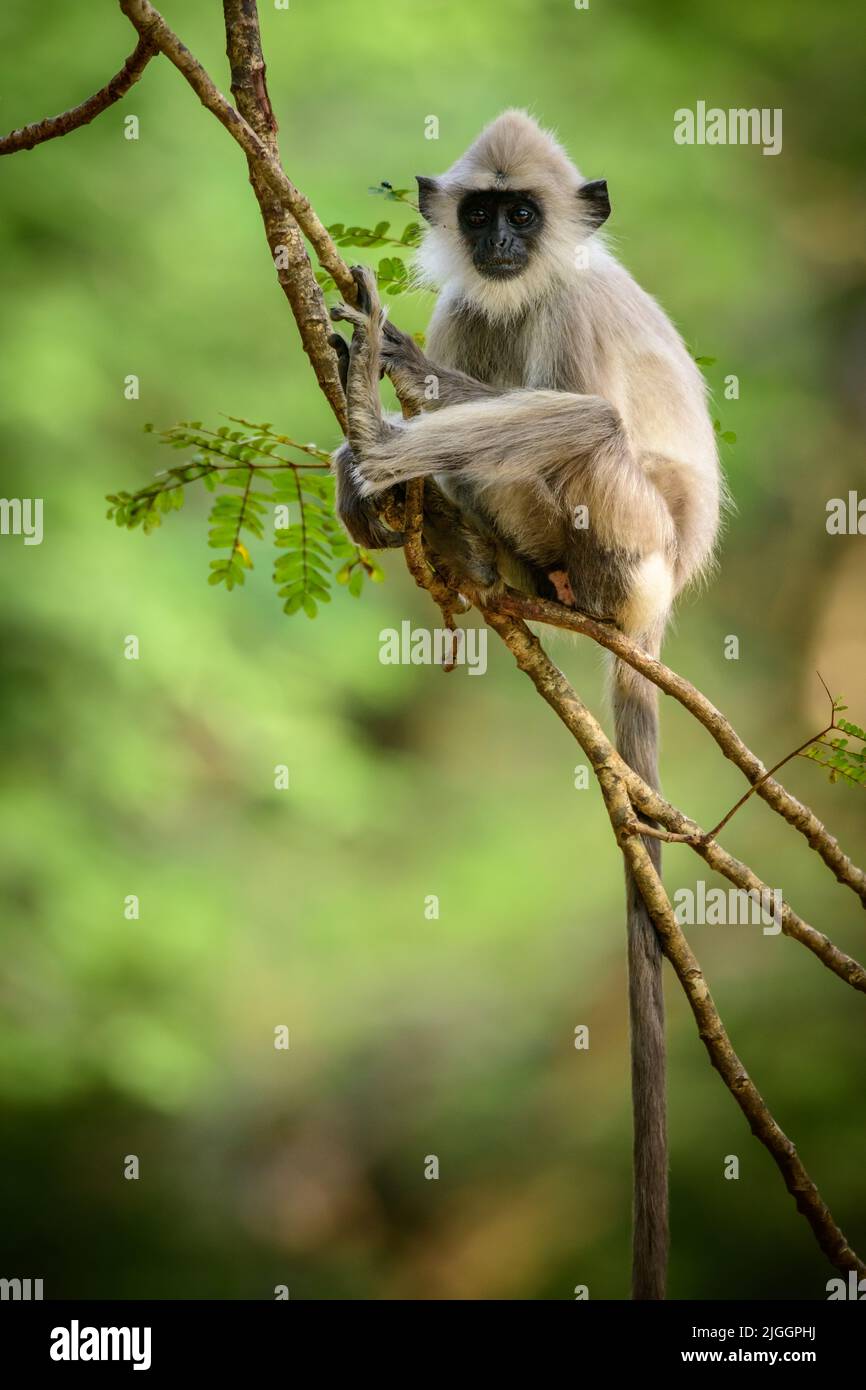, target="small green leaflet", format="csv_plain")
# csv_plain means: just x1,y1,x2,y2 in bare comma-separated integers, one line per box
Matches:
106,418,388,618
